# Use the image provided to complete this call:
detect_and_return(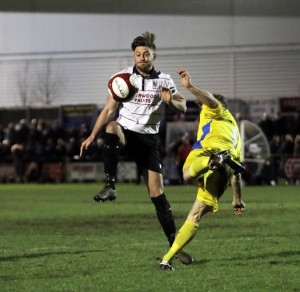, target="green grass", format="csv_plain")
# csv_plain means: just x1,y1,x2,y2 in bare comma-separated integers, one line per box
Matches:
0,183,299,292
